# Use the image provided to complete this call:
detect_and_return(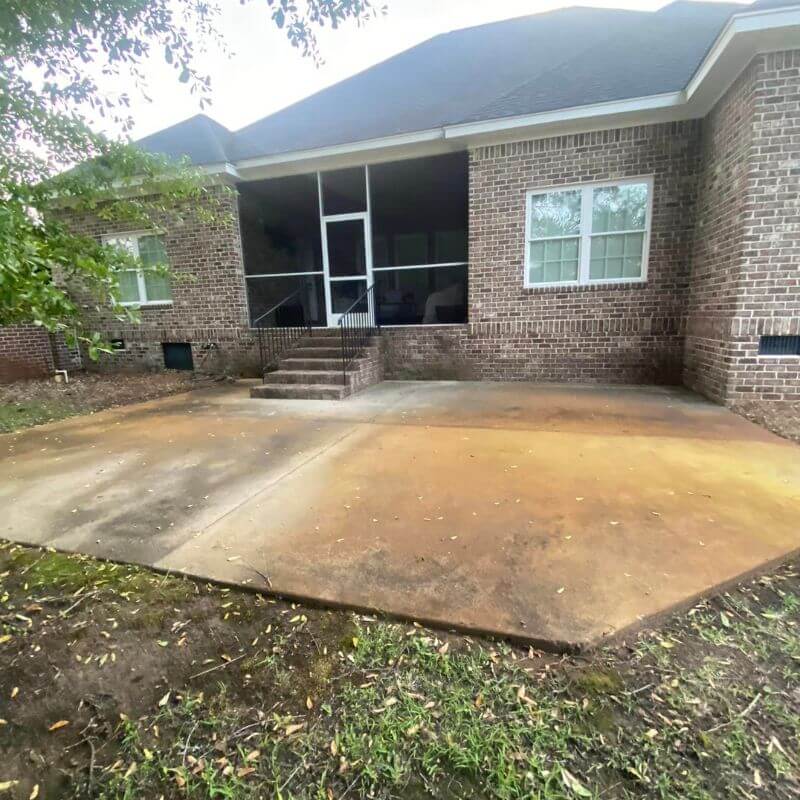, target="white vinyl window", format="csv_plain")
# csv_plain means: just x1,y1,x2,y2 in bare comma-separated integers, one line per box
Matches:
524,177,653,288
104,233,173,306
